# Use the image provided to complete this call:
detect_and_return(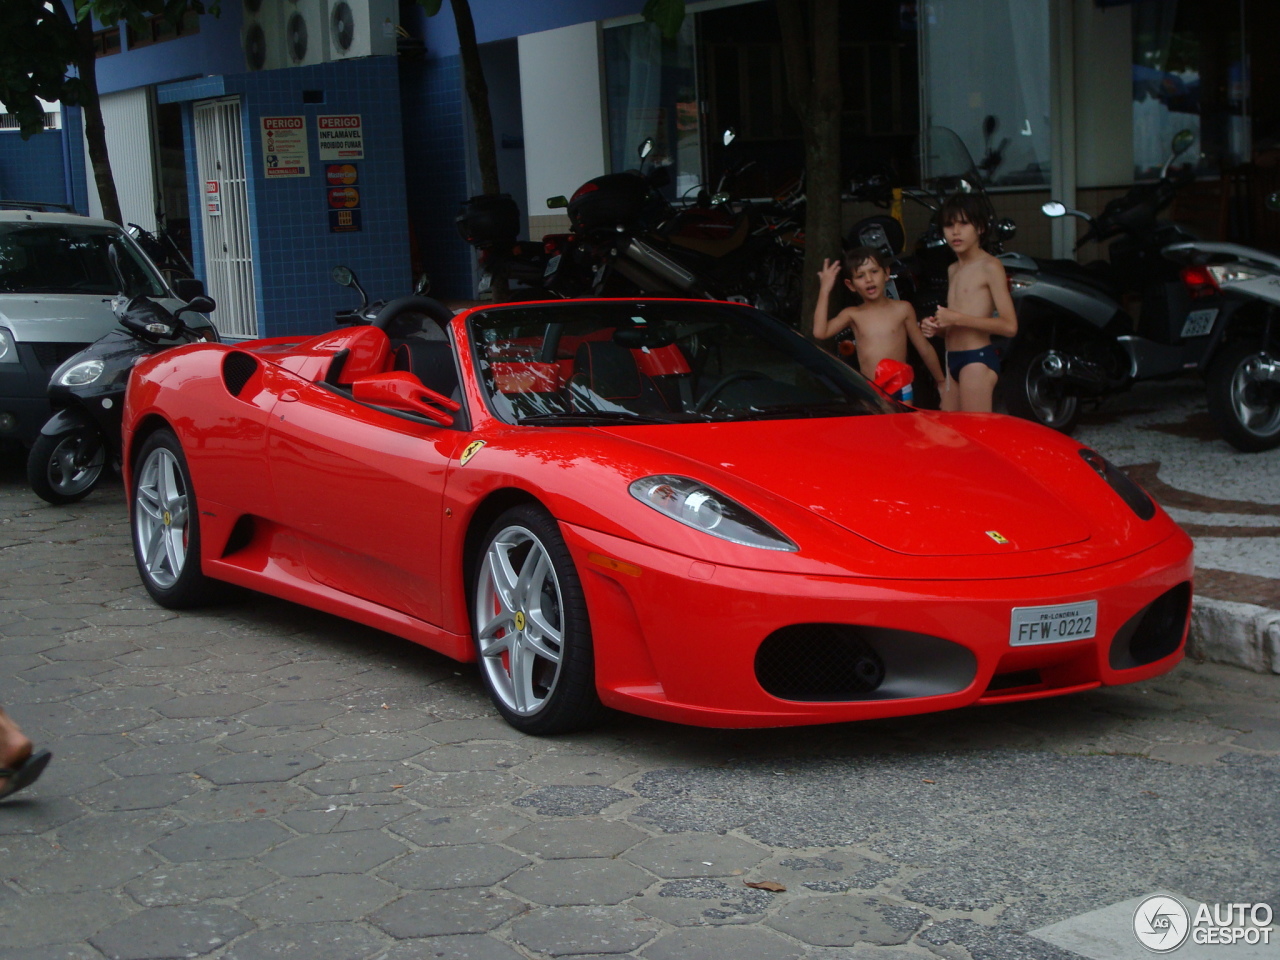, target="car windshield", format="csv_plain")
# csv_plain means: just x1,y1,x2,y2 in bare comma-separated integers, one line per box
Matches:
0,222,166,297
469,300,896,425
